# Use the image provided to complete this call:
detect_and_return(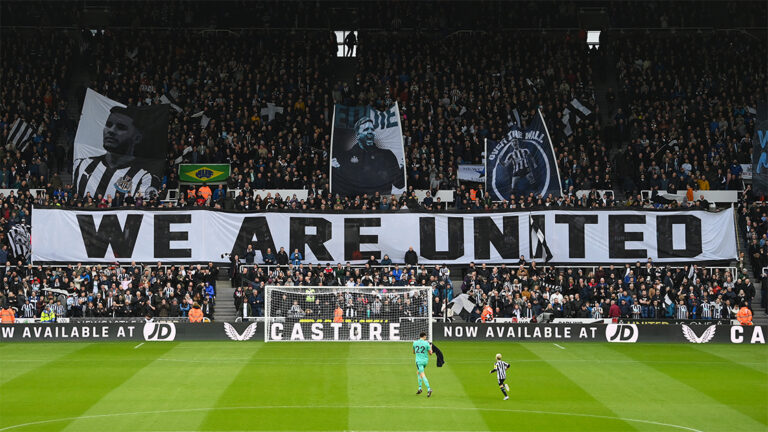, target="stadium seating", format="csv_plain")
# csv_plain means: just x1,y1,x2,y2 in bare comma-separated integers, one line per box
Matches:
0,2,766,322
